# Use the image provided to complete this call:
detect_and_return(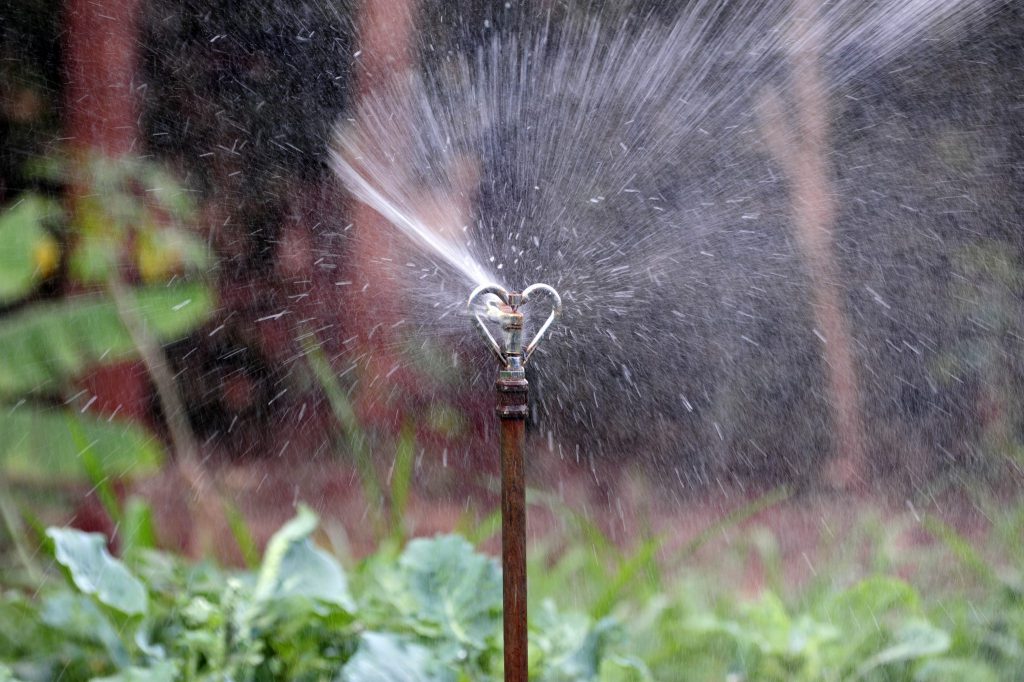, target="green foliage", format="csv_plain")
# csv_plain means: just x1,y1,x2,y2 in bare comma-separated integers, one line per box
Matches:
0,156,215,485
252,505,355,613
365,534,501,651
46,528,148,616
341,633,440,682
0,509,634,682
0,195,60,304
0,282,212,481
0,282,212,399
0,406,163,480
1,499,1024,680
